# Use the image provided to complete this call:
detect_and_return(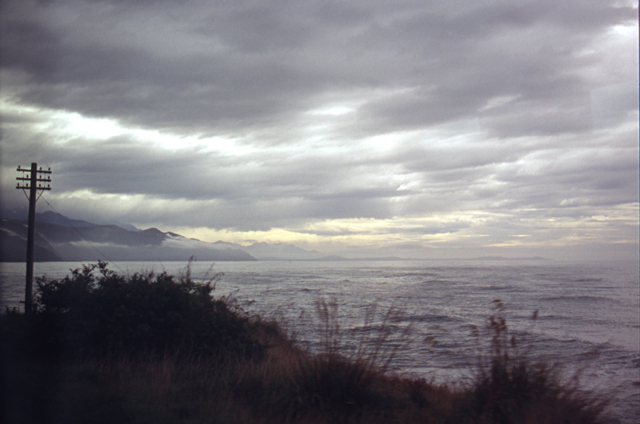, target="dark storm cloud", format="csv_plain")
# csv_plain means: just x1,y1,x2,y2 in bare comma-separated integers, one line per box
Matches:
3,0,635,137
1,0,637,257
